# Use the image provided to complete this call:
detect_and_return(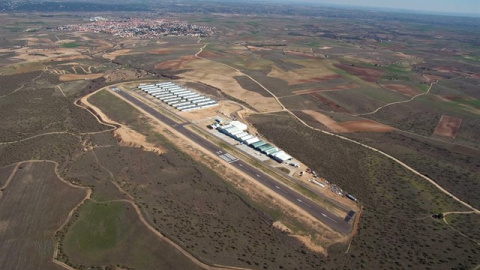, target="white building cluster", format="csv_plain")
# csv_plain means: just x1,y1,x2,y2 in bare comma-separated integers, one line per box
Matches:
138,82,218,112
216,121,292,163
